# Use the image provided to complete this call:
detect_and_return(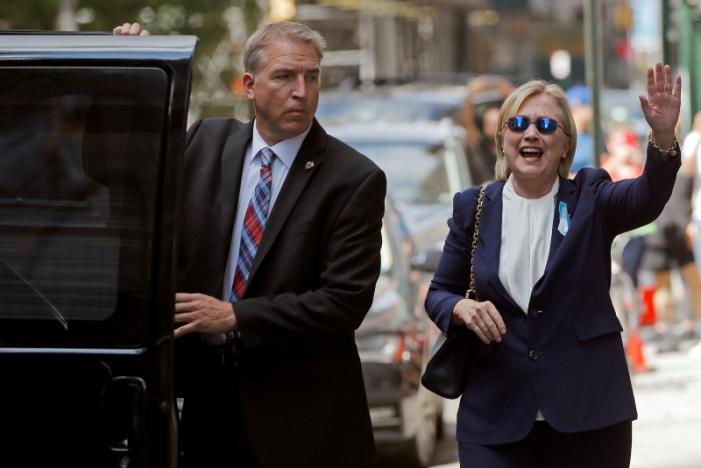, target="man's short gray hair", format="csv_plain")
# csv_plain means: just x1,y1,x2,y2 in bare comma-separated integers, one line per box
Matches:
243,21,326,74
